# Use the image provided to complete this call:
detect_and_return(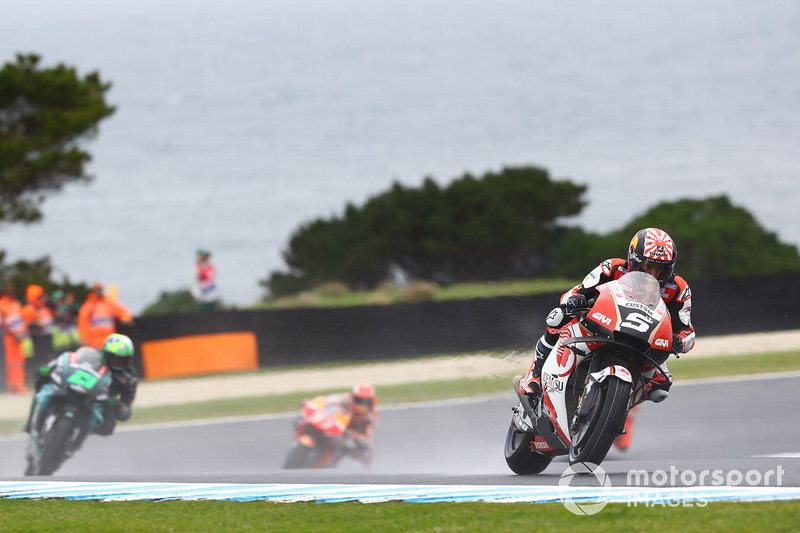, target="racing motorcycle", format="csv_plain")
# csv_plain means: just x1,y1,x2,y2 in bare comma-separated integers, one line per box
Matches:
283,398,371,469
504,271,674,474
25,351,113,476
